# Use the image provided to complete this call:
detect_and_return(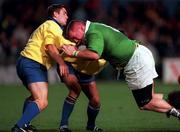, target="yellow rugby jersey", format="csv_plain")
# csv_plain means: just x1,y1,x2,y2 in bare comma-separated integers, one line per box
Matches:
62,53,107,75
71,58,107,75
21,20,74,69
